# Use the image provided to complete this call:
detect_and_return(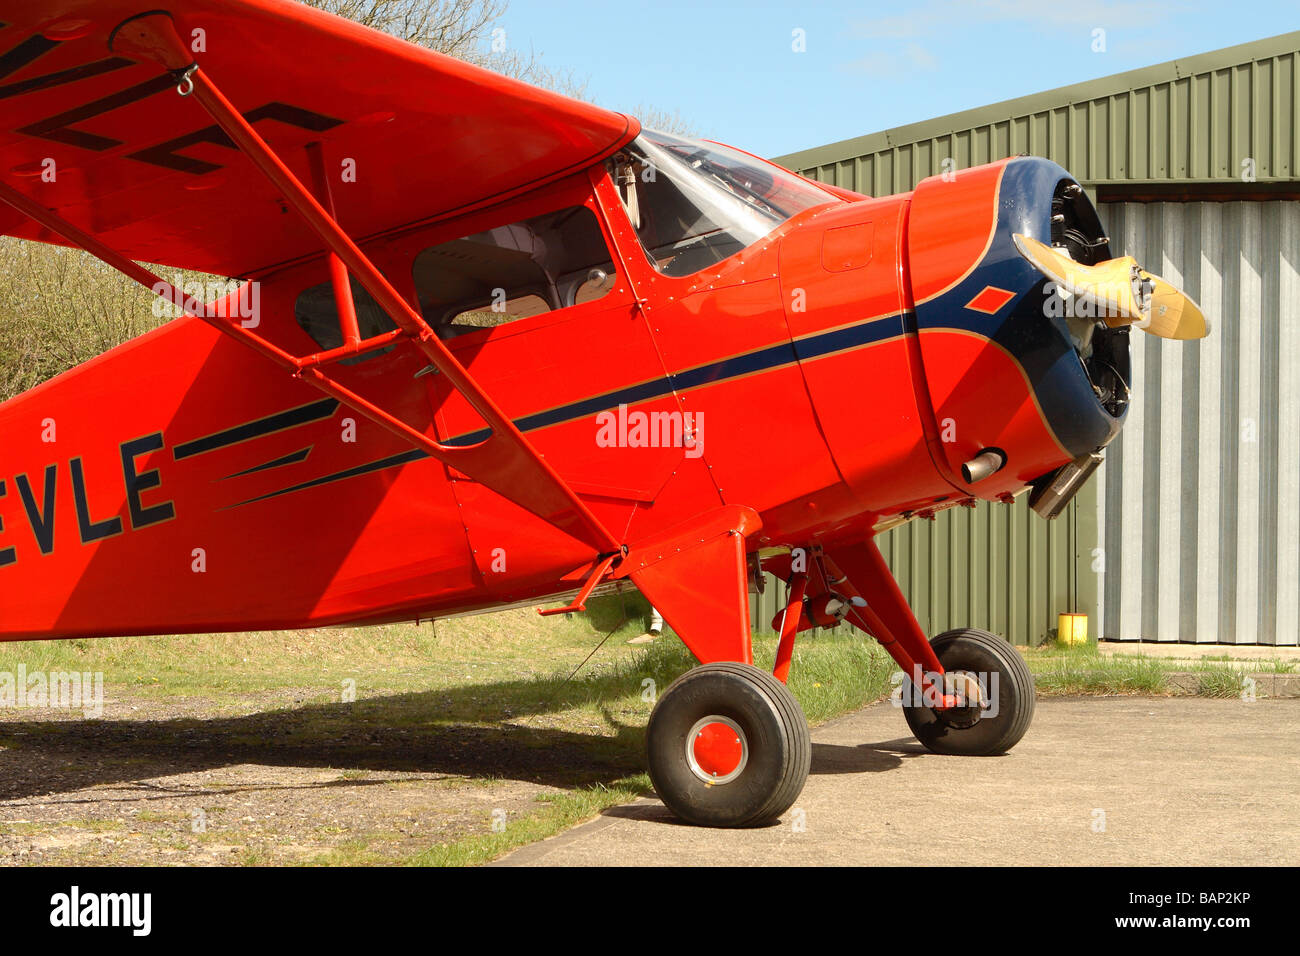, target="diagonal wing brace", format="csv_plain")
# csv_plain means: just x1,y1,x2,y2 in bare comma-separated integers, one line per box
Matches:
0,10,620,558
